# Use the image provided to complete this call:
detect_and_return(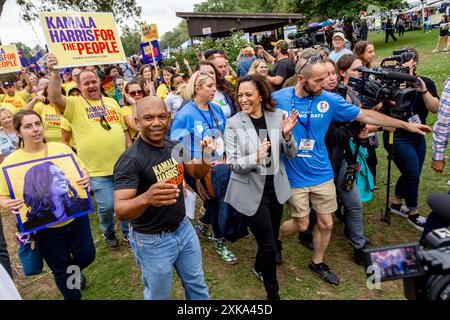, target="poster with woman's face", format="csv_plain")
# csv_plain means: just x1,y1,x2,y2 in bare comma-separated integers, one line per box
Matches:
2,154,93,234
